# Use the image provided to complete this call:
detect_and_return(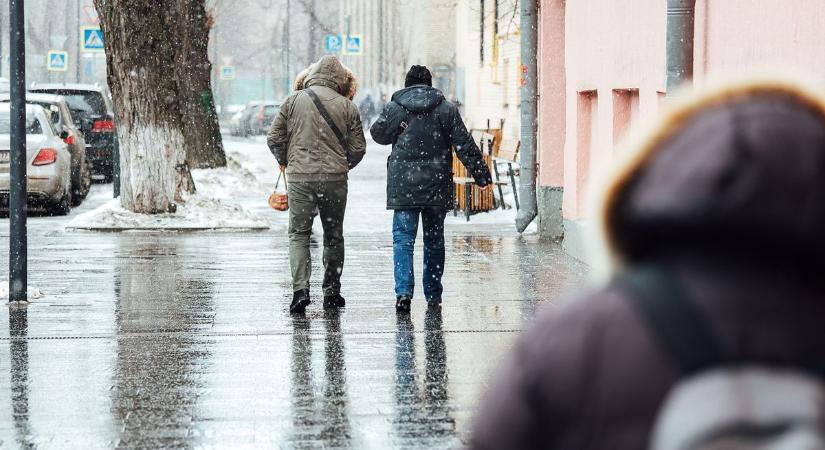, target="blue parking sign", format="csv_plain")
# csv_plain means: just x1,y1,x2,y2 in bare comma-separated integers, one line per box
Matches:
81,26,105,53
325,35,342,54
